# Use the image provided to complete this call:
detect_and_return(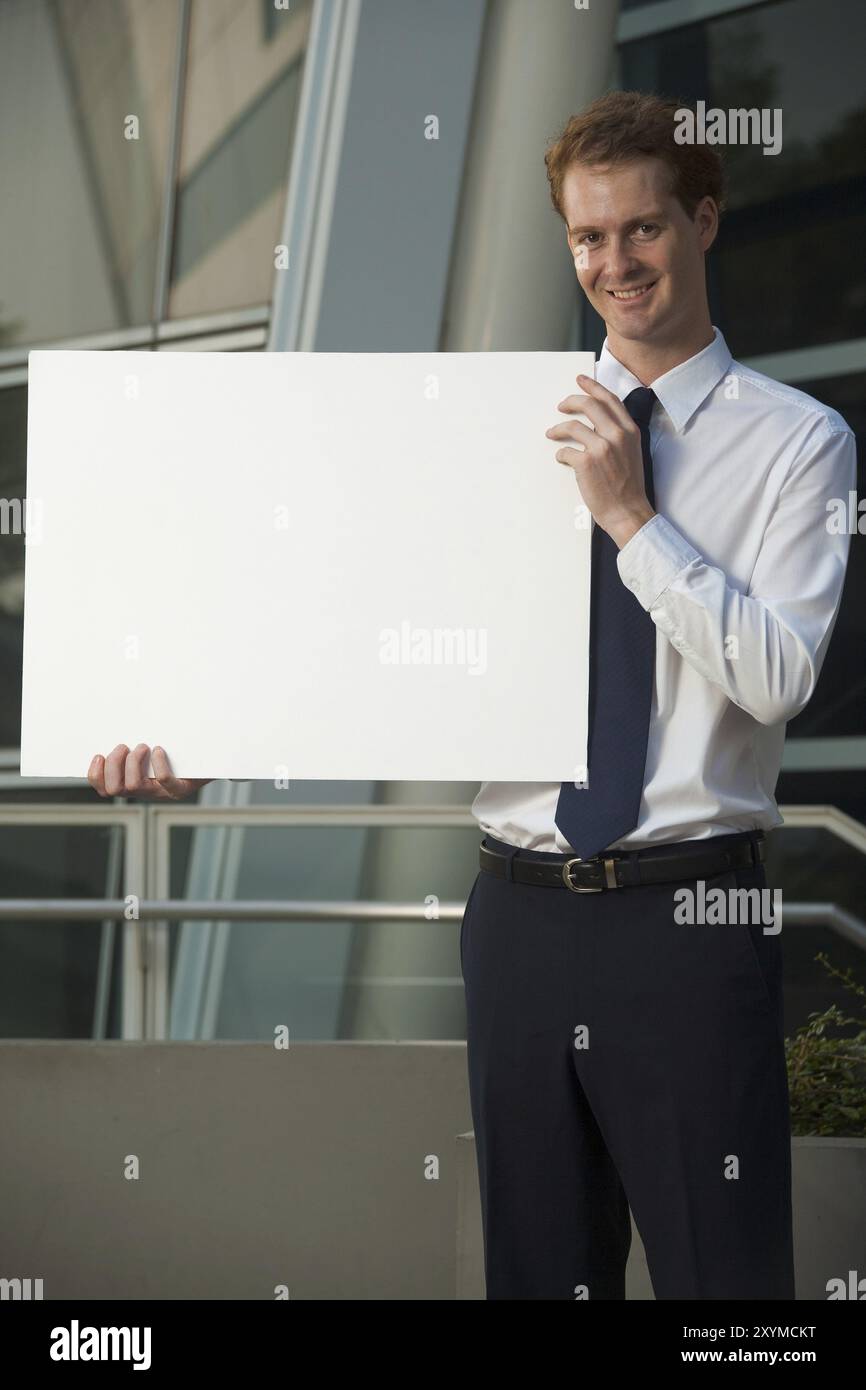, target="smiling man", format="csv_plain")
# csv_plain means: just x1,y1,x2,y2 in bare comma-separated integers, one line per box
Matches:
462,90,857,1301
